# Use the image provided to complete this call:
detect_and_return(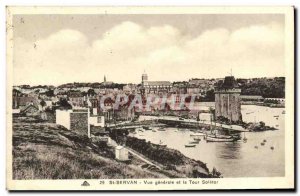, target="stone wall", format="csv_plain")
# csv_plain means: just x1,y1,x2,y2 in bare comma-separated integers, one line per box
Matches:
70,112,88,135
215,92,242,122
